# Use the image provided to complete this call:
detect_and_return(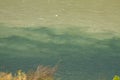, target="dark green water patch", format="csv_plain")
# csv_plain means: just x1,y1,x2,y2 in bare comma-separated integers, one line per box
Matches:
0,26,120,80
